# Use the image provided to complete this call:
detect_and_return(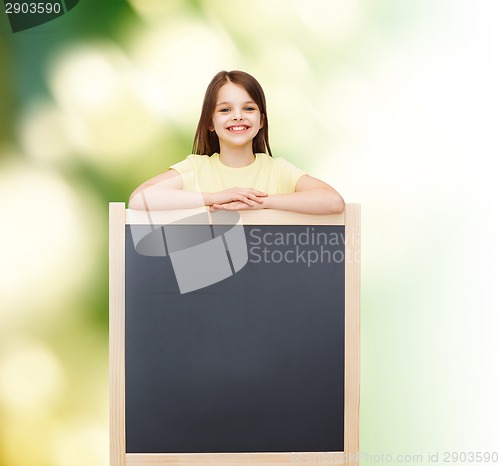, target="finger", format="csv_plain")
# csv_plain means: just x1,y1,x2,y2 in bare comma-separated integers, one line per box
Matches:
237,188,267,197
248,189,268,197
237,195,255,206
248,194,265,203
239,192,262,203
247,193,265,203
